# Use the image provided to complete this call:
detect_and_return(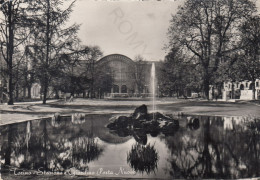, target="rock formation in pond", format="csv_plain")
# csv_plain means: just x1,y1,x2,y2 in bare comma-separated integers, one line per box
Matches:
107,104,179,140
